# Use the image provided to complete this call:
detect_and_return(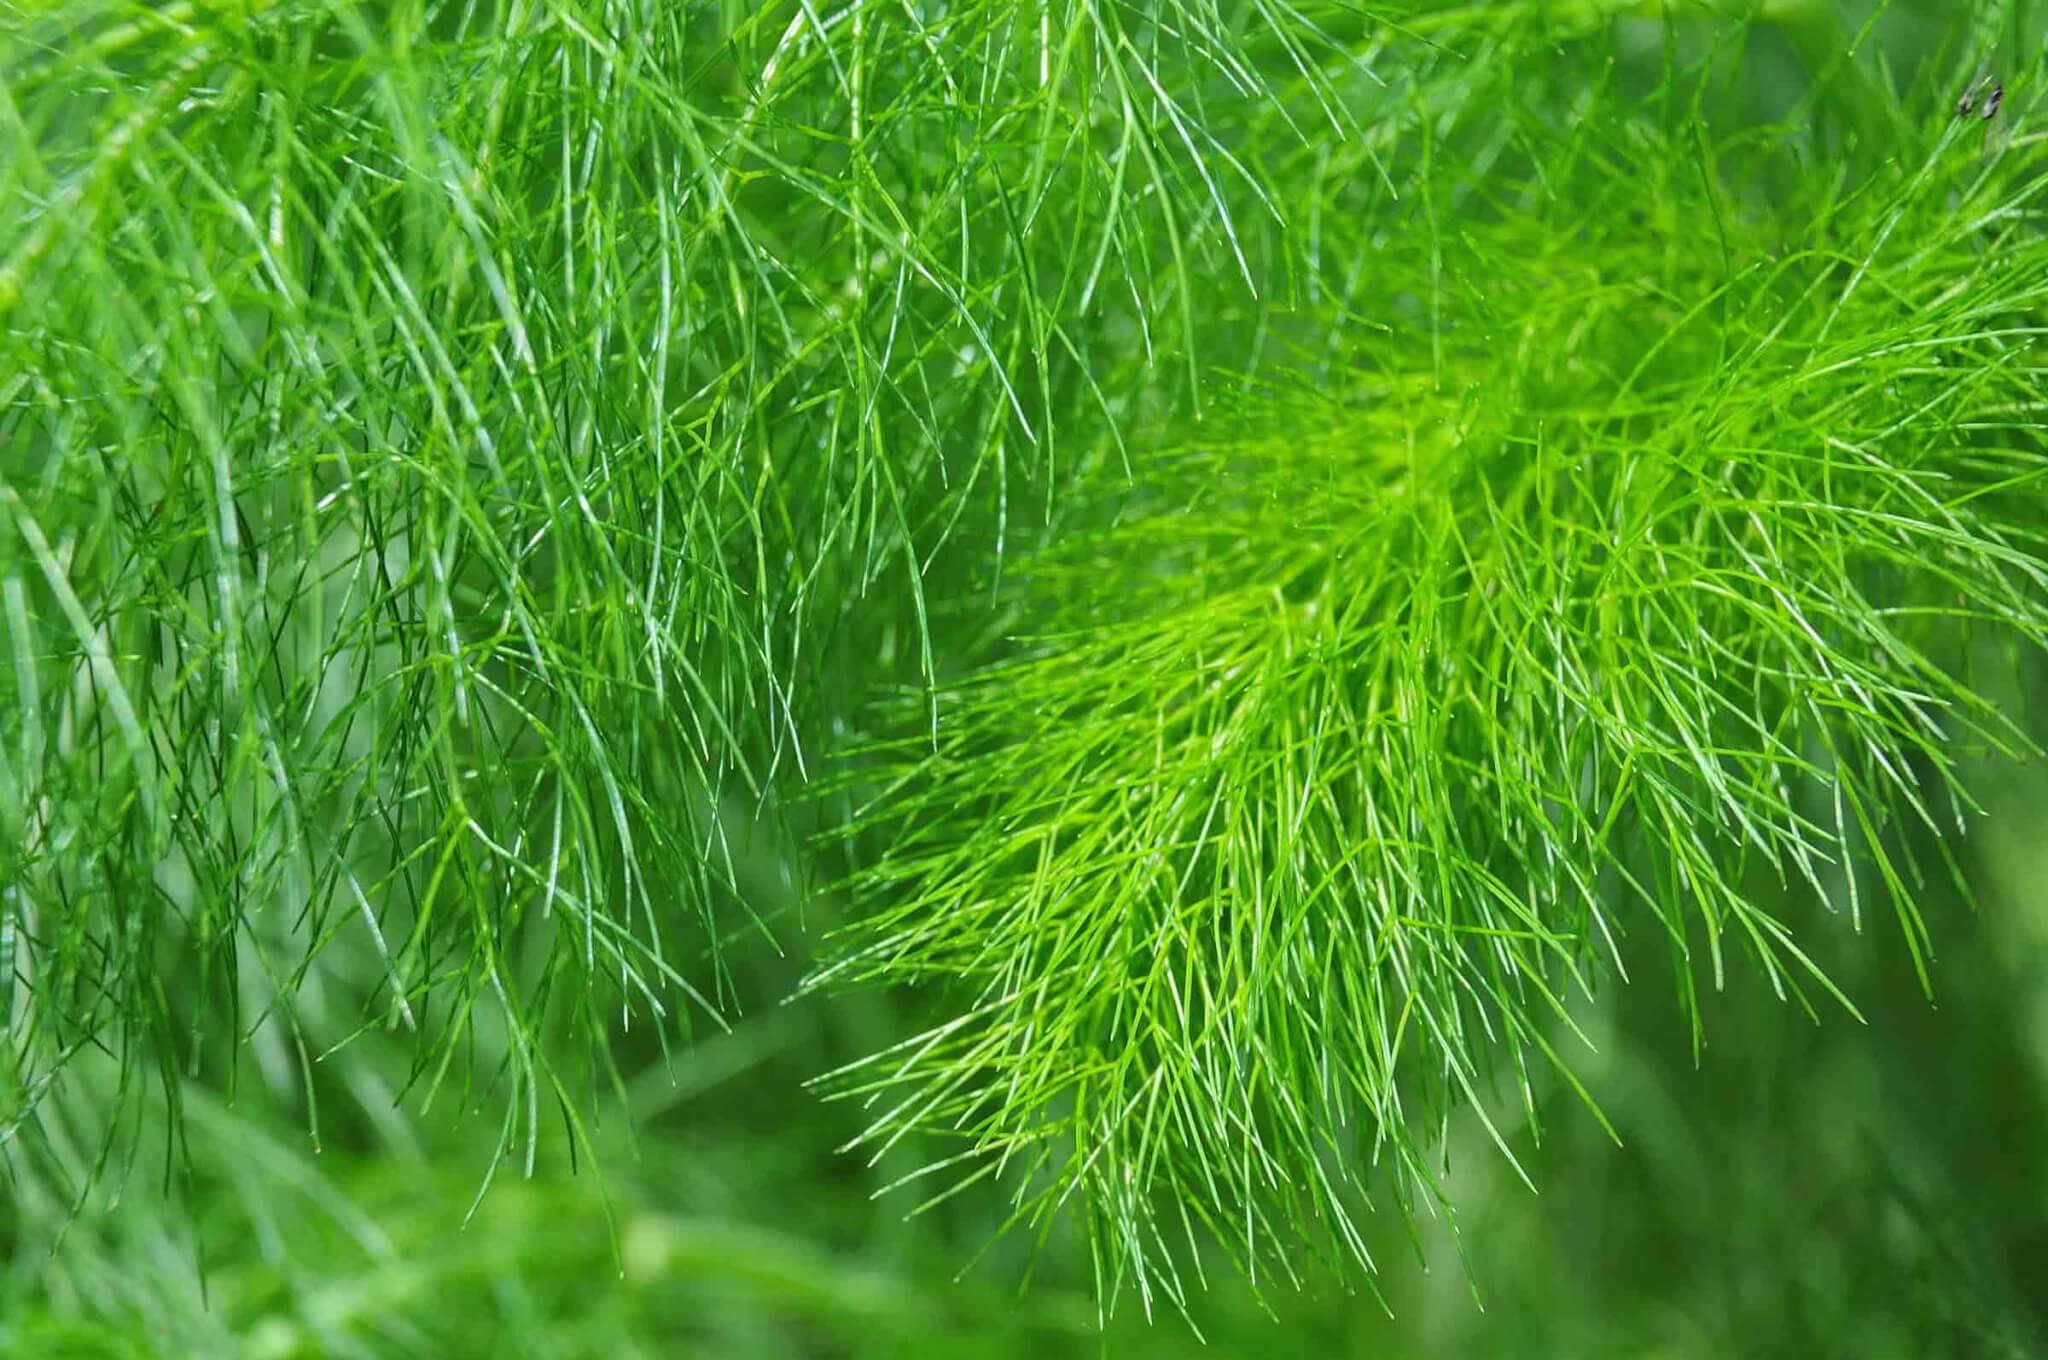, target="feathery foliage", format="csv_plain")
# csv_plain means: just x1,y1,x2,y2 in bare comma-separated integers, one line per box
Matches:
0,0,1286,1149
2,0,2047,1327
811,1,2048,1312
